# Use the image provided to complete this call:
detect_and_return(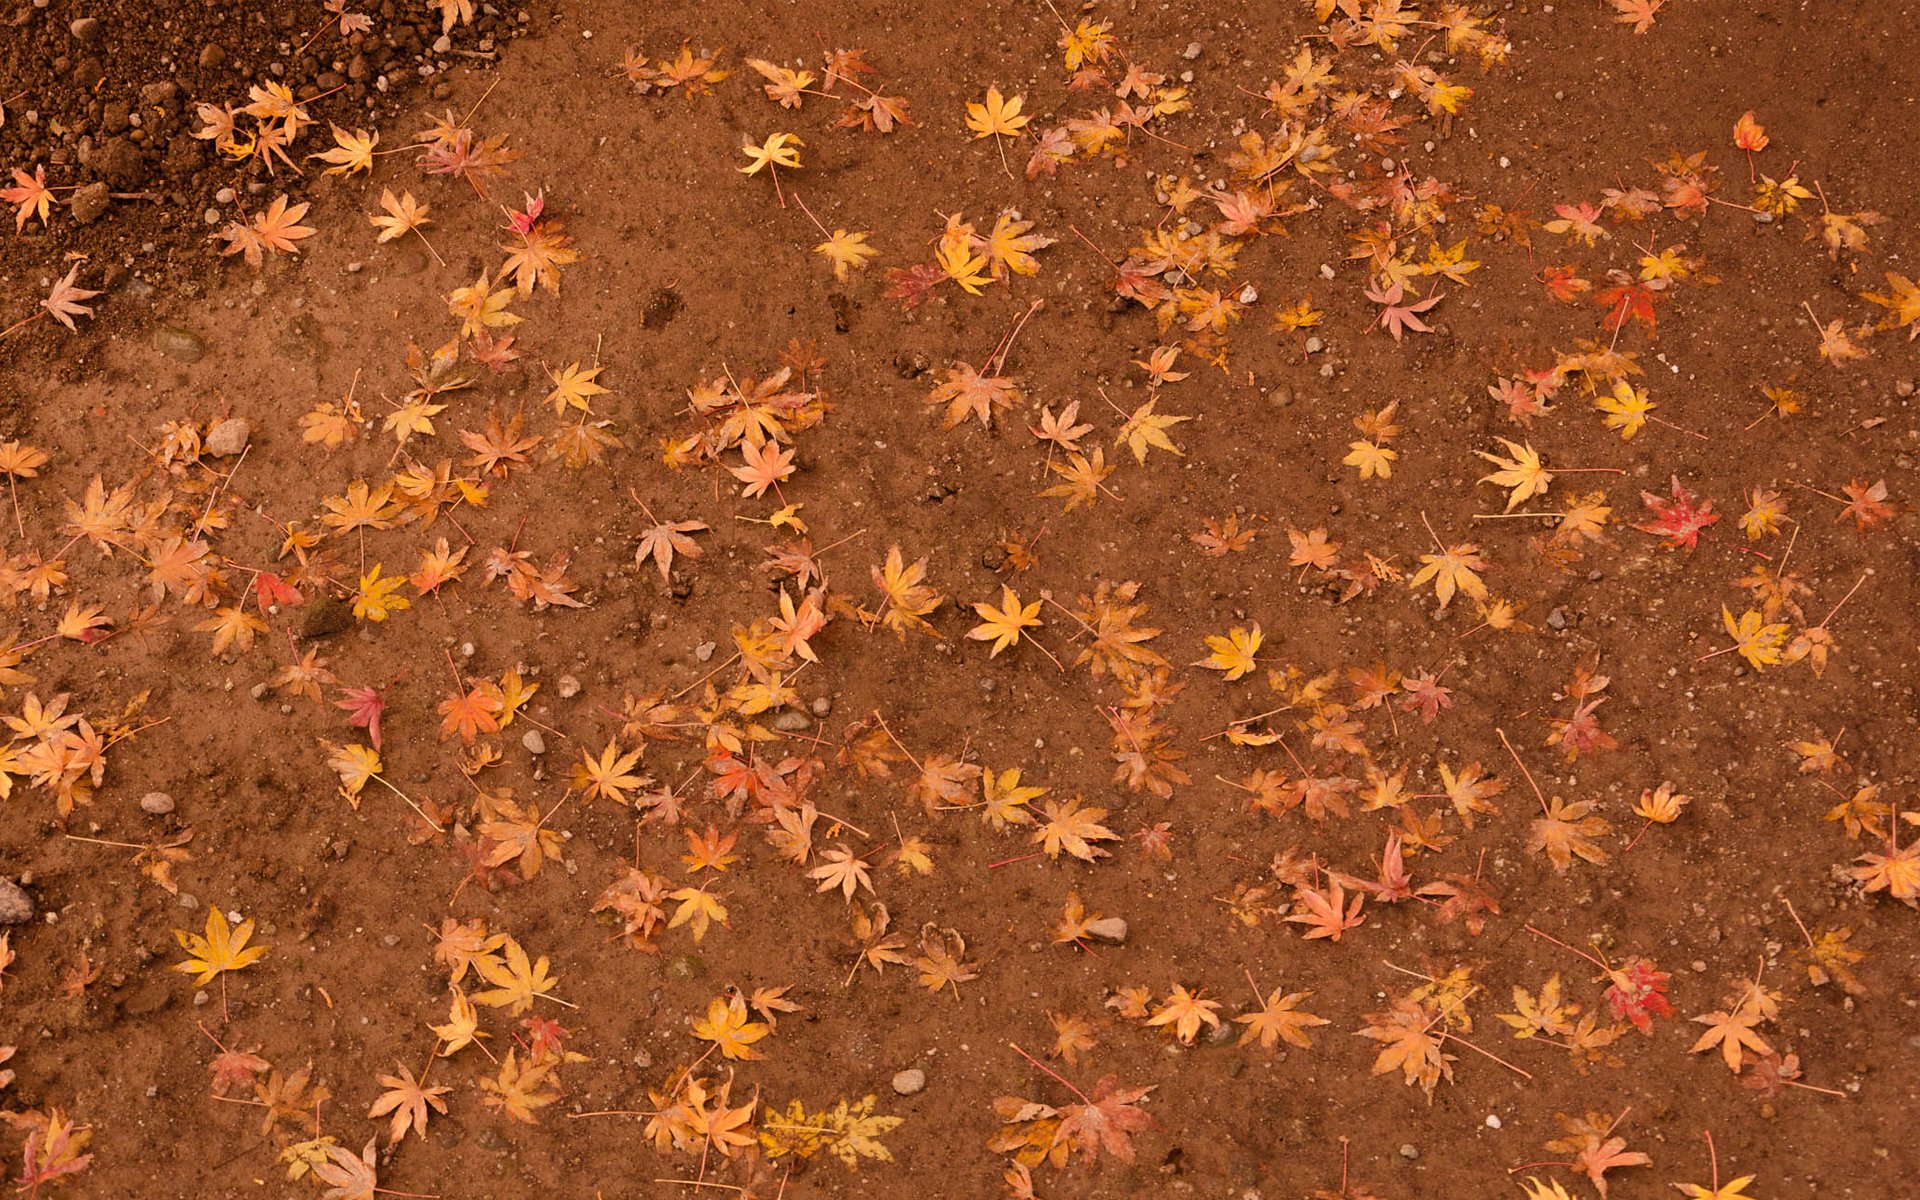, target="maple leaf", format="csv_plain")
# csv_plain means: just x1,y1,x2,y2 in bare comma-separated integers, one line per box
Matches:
1861,271,1920,339
1147,984,1222,1044
219,195,315,269
447,274,521,338
1358,996,1454,1097
11,1109,95,1196
1288,878,1366,941
1611,0,1664,32
1477,438,1552,510
927,362,1021,429
731,439,796,498
814,228,877,280
3,165,54,231
966,86,1031,138
1548,1113,1652,1198
479,1049,560,1125
172,908,269,986
472,937,560,1014
1719,607,1788,670
1032,796,1117,862
1344,440,1397,479
1529,796,1613,871
1409,541,1489,611
740,131,804,175
1236,988,1329,1049
312,124,378,175
810,844,875,900
670,885,730,941
1689,1006,1772,1073
367,1063,450,1145
1604,958,1674,1033
968,587,1042,656
332,686,385,751
1674,1176,1760,1200
1114,398,1190,462
1053,1075,1154,1165
692,994,772,1060
1195,623,1262,680
368,188,430,242
1837,478,1898,531
982,210,1056,279
1634,476,1720,549
1365,278,1443,341
760,1095,903,1167
544,361,608,416
634,516,708,583
40,266,102,331
1850,837,1920,906
574,739,647,805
